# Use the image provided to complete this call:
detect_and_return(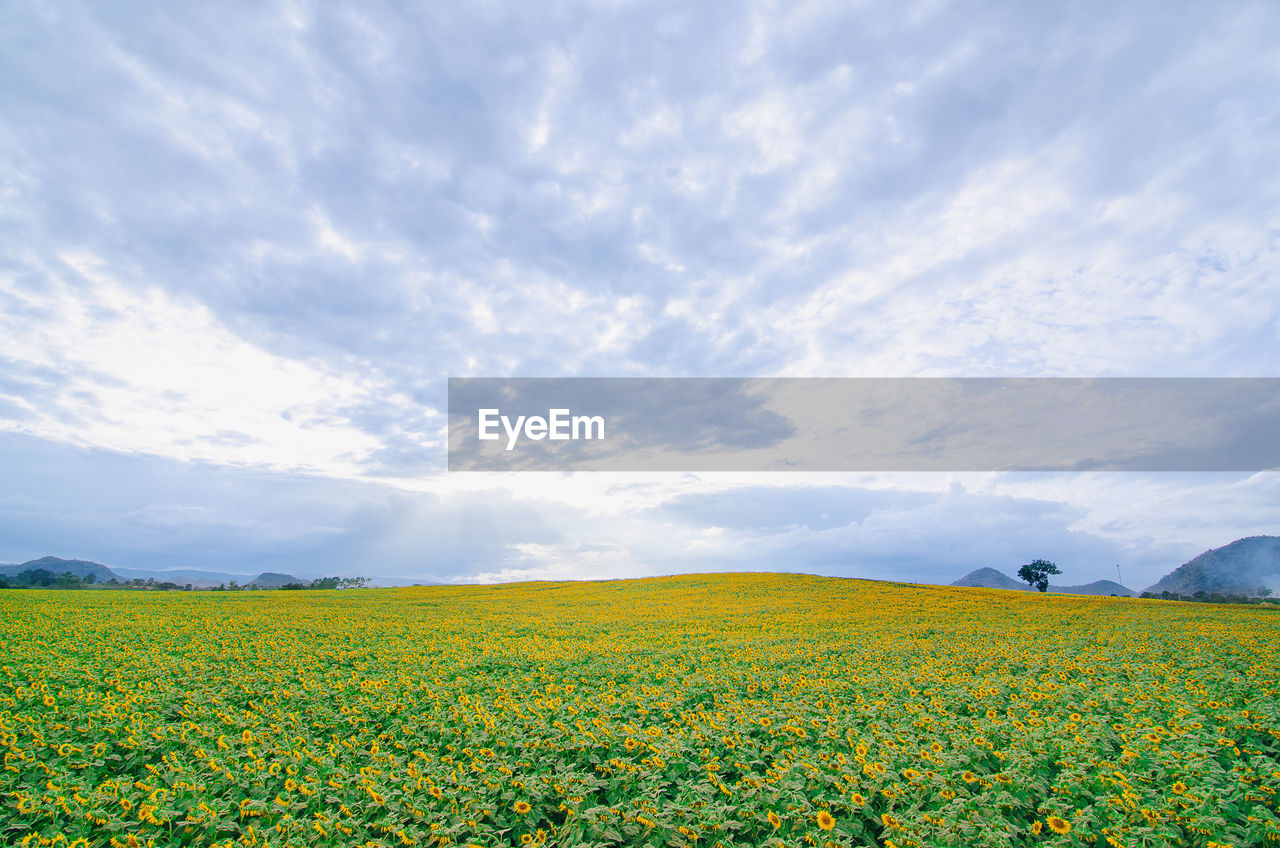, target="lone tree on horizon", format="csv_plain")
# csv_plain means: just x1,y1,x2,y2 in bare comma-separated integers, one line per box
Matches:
1018,559,1062,593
